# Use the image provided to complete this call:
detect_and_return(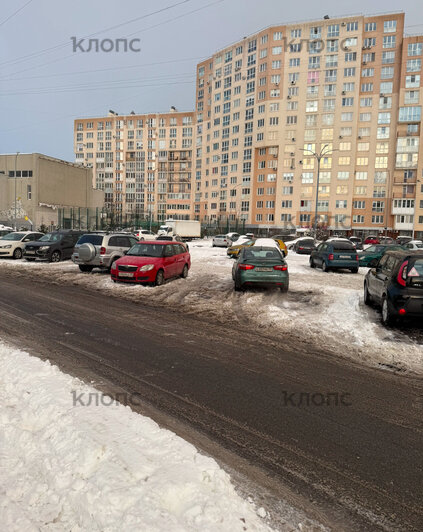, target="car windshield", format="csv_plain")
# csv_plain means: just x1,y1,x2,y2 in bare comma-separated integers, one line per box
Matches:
39,233,62,242
127,243,164,257
77,235,103,245
243,248,281,260
1,232,25,241
333,242,355,251
299,239,314,245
